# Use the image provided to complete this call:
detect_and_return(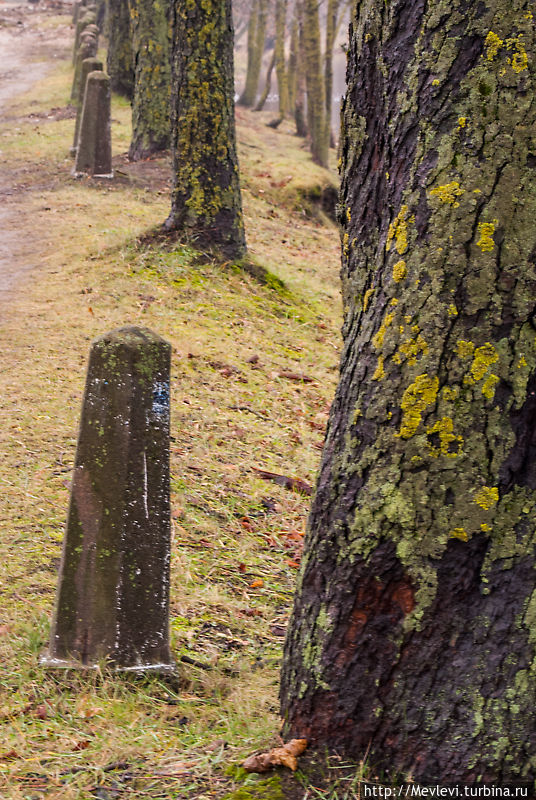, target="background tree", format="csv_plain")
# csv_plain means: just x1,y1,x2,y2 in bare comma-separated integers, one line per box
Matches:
106,0,134,99
302,0,327,166
165,0,246,260
238,0,269,107
281,0,536,783
291,0,308,137
271,0,289,125
128,0,171,160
